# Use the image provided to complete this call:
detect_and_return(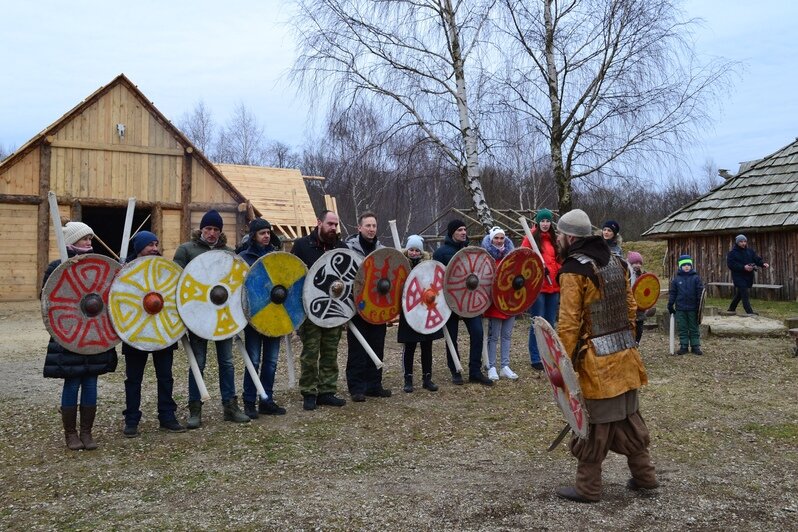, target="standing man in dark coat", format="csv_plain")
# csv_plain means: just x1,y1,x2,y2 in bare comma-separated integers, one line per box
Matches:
726,234,769,315
173,209,250,428
344,211,391,402
432,220,492,386
122,231,186,437
291,210,350,411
